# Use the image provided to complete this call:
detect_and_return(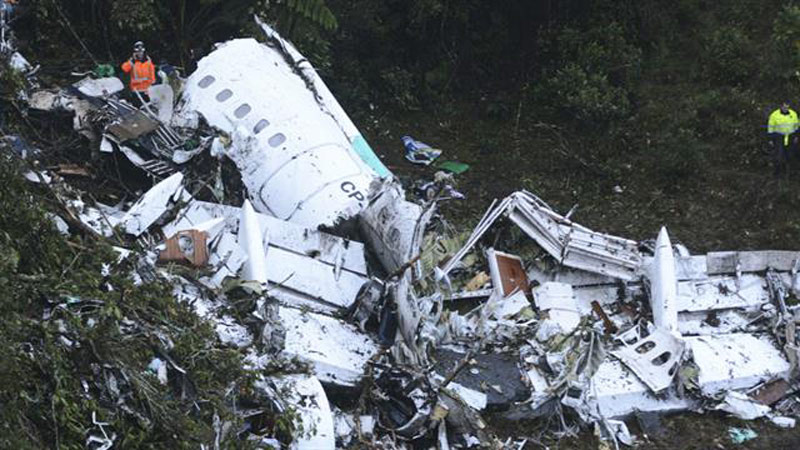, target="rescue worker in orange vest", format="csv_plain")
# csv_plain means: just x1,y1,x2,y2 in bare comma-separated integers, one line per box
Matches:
121,41,155,104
